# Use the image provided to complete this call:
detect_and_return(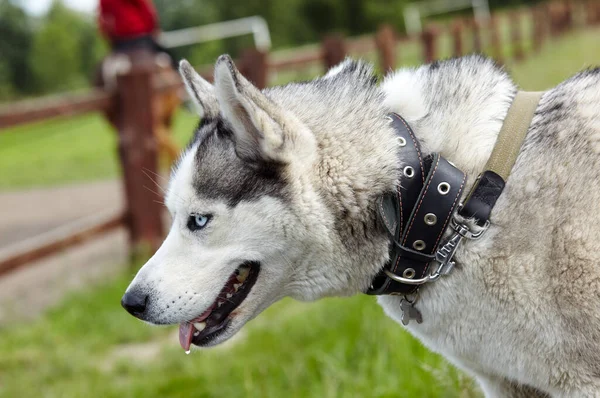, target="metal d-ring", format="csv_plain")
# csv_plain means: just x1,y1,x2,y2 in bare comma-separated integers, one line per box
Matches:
384,269,432,285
